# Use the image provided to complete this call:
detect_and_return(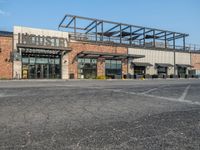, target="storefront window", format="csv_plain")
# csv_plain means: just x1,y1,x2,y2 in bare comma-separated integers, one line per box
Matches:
134,66,145,75
55,58,60,65
157,66,167,75
177,67,187,78
49,58,55,64
105,60,122,79
36,58,48,64
77,58,97,79
22,53,61,79
157,66,168,78
30,57,36,64
105,60,111,69
22,57,29,64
